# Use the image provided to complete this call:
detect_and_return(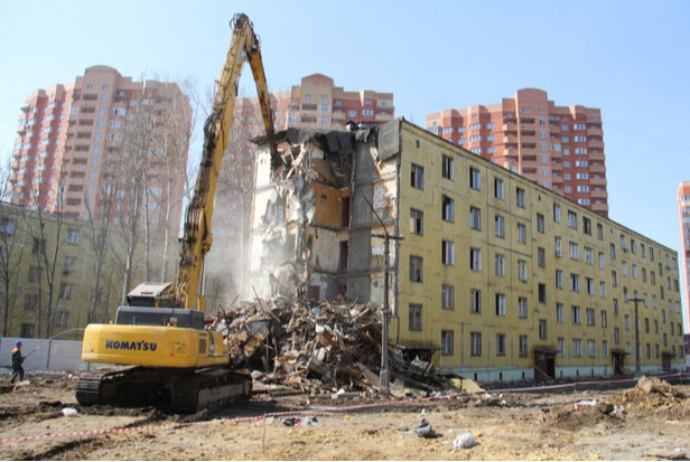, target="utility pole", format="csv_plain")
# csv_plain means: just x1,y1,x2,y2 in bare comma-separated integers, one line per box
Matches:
628,297,644,376
362,195,402,395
